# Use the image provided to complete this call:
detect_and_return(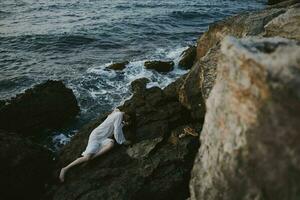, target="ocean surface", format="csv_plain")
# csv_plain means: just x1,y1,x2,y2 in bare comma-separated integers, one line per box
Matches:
0,0,266,149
